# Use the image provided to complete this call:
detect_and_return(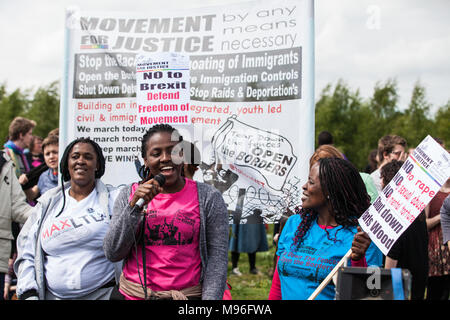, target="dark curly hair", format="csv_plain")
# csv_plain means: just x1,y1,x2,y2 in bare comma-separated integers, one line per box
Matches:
380,160,404,189
139,124,183,183
292,157,370,249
